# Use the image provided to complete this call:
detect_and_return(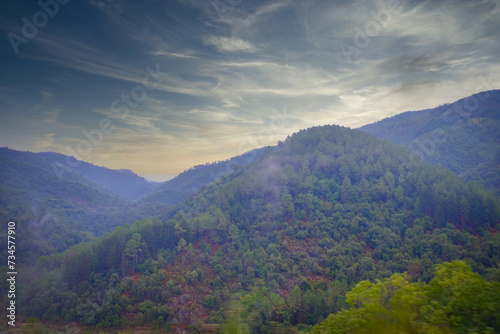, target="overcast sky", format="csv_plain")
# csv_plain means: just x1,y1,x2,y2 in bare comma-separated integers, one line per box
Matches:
1,0,499,181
